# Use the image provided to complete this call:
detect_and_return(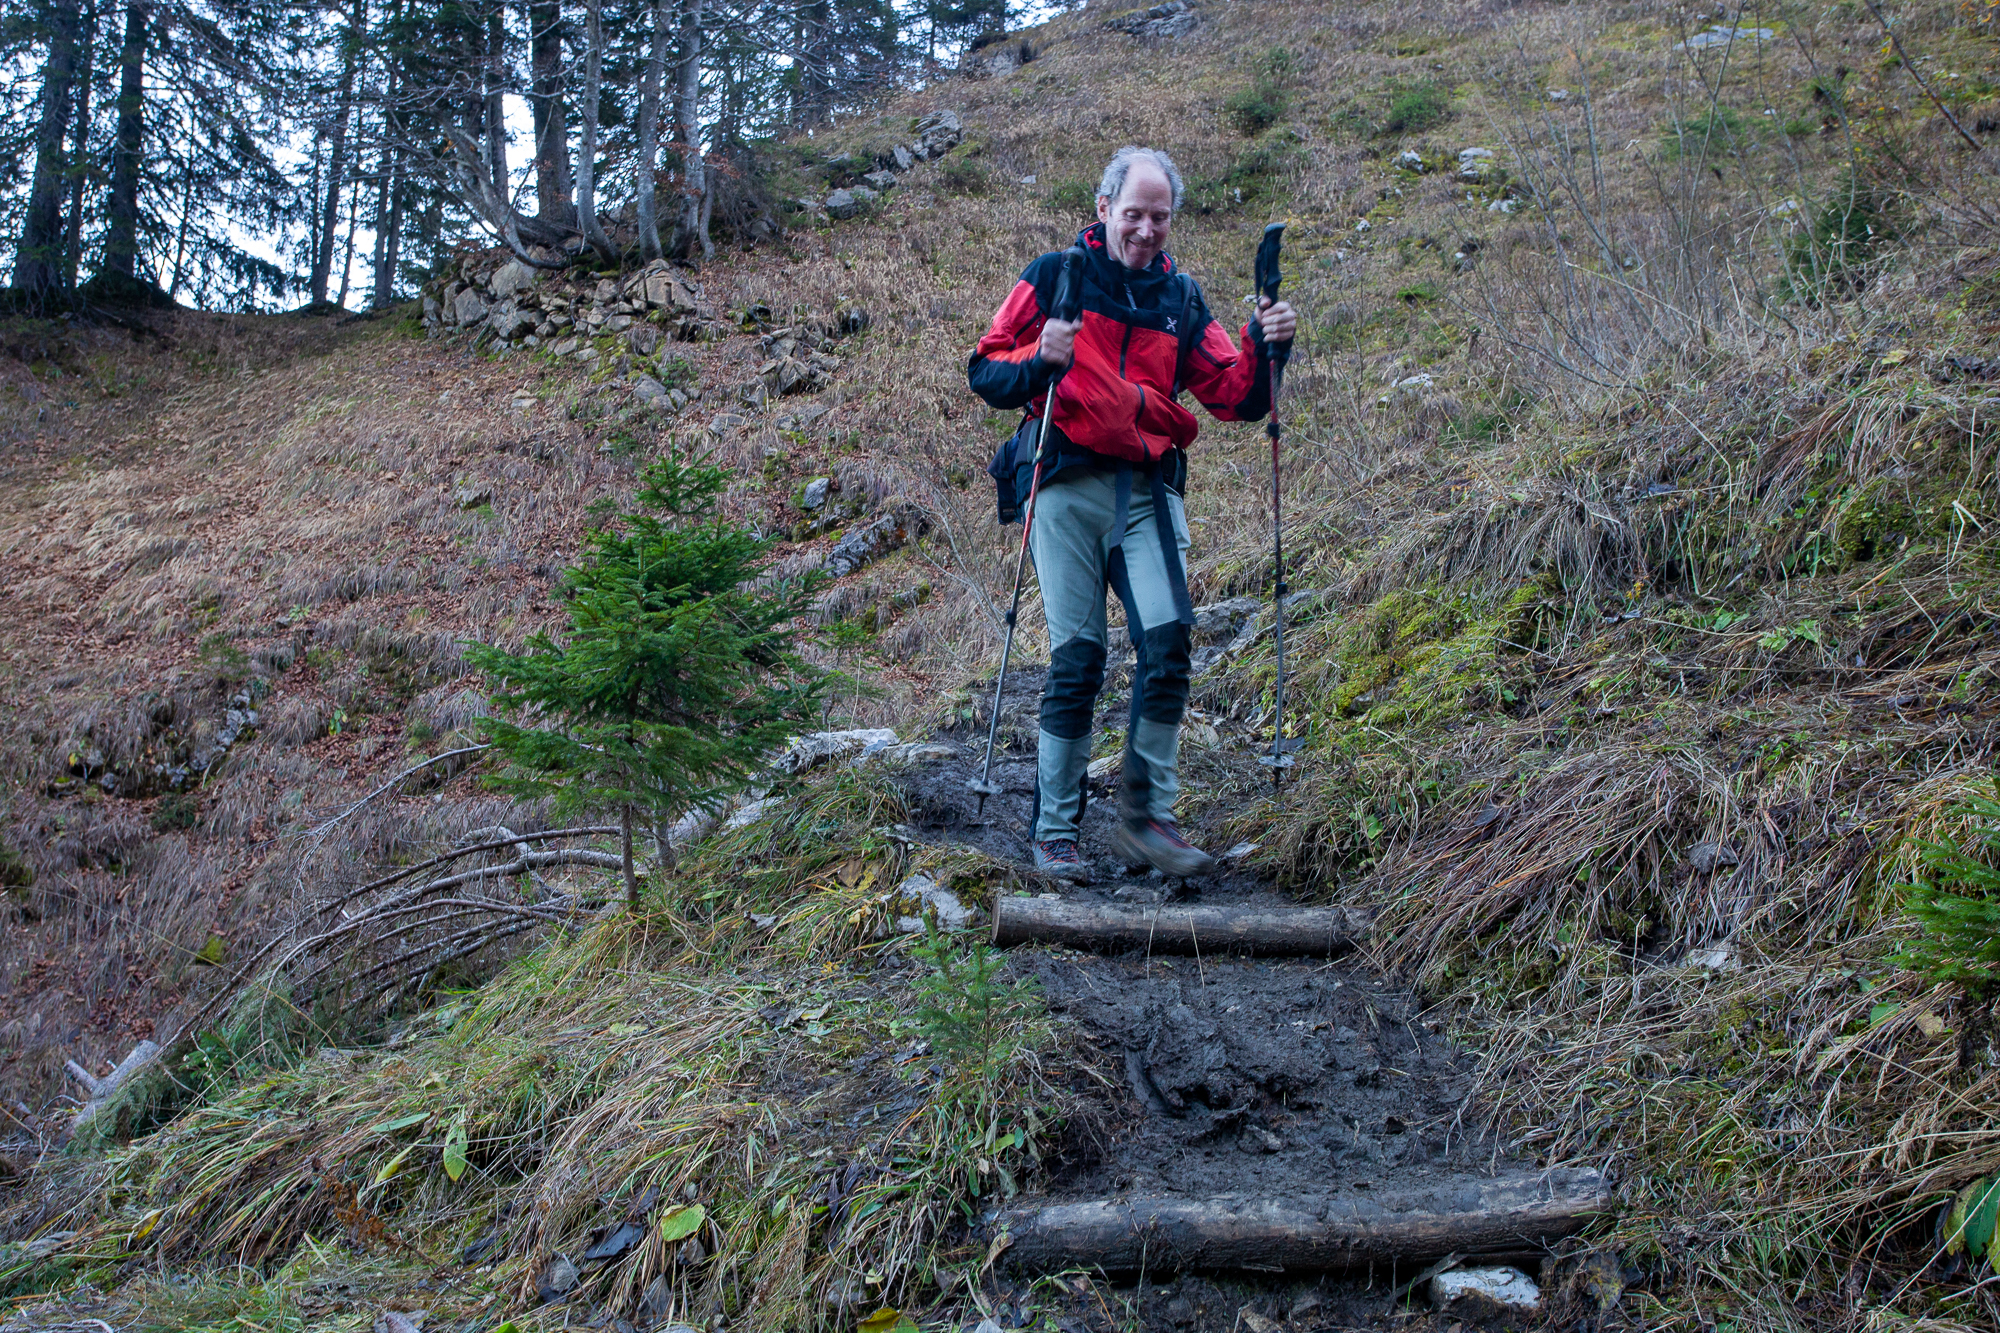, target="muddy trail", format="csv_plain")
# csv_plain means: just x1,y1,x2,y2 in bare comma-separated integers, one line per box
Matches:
888,663,1609,1330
